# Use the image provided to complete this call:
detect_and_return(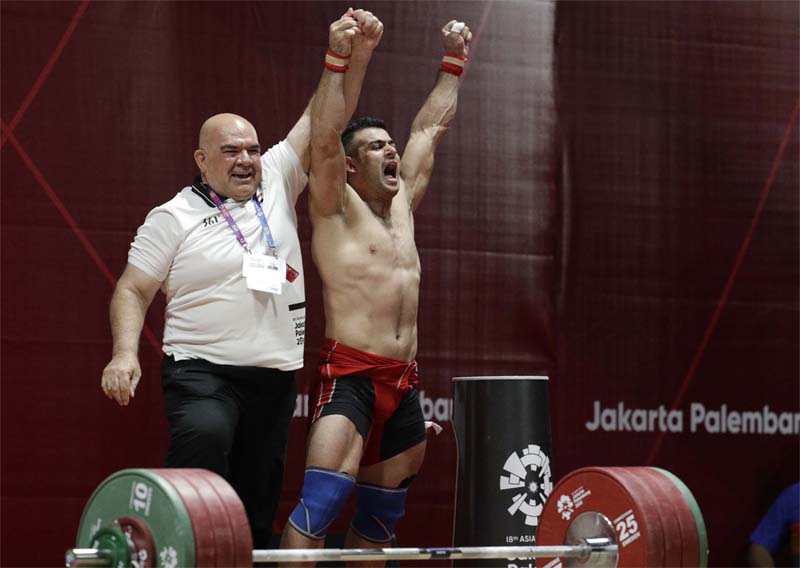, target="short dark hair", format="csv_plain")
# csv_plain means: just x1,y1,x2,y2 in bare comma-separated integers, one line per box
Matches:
341,117,386,157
